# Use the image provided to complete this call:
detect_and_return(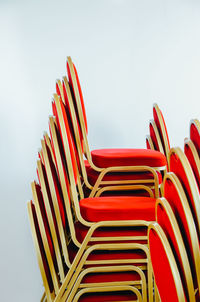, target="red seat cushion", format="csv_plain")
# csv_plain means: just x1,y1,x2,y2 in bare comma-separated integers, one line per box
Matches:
79,196,156,222
78,292,137,301
91,149,167,168
86,163,163,186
